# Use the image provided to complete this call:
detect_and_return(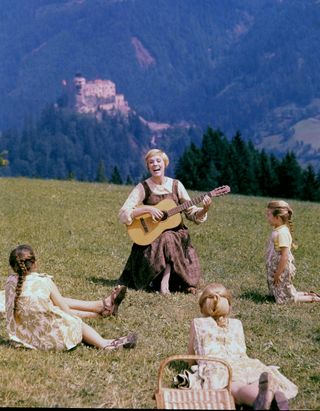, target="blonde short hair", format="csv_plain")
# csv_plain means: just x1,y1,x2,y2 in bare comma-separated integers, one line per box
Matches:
144,149,169,168
199,283,231,327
